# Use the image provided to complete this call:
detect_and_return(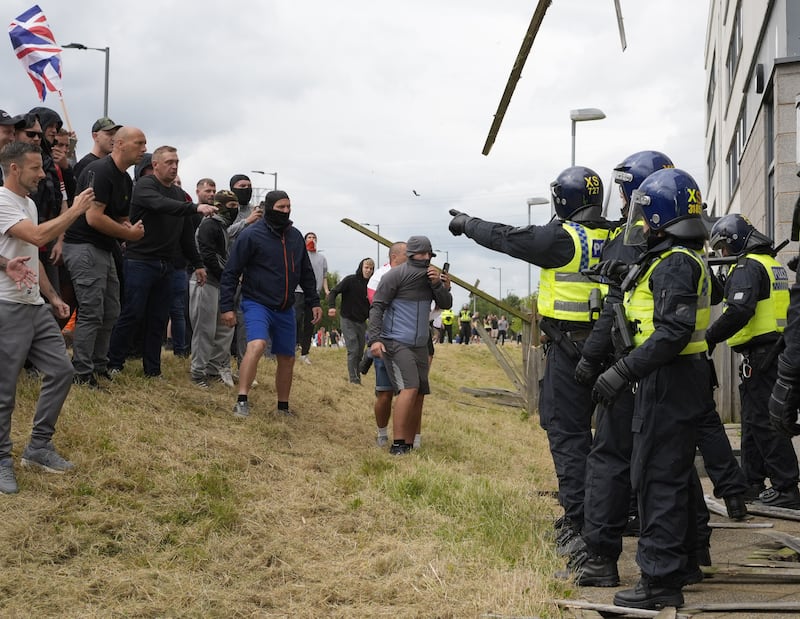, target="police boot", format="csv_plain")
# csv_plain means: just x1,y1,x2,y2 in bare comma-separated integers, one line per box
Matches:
724,494,747,520
576,554,620,587
613,578,684,610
